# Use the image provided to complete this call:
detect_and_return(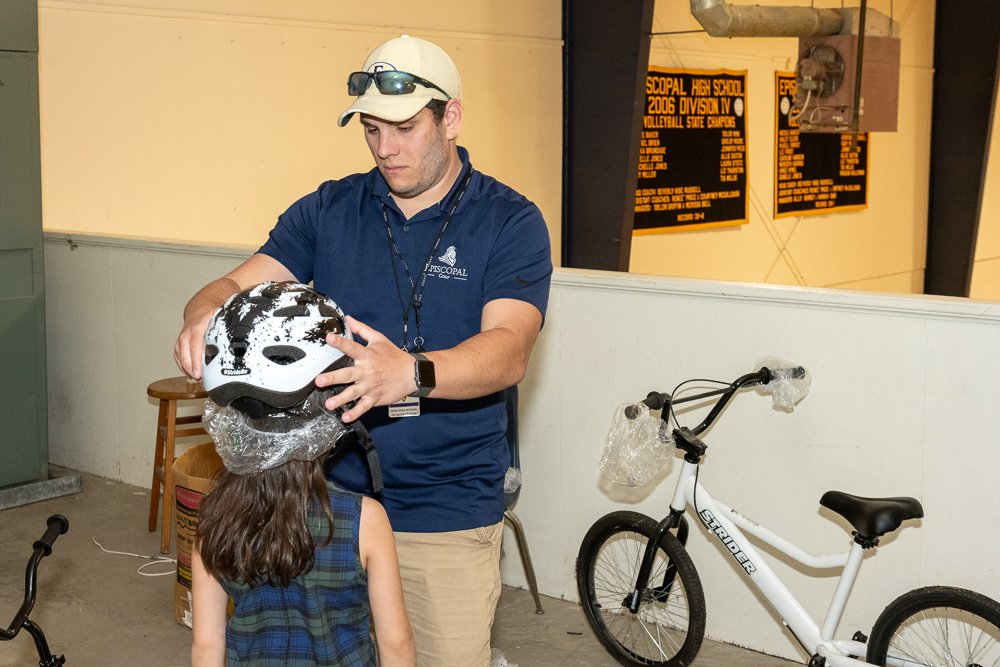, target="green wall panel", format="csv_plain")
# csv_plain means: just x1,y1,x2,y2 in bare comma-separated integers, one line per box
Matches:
0,6,47,488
